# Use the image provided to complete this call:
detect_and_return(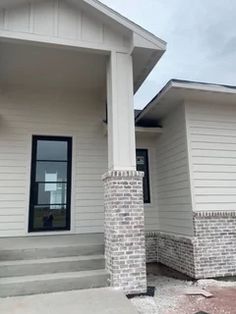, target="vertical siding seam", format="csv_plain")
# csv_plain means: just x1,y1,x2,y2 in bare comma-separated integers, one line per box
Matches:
24,132,33,235
184,102,196,234
53,0,59,37
3,8,7,30
29,1,34,33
